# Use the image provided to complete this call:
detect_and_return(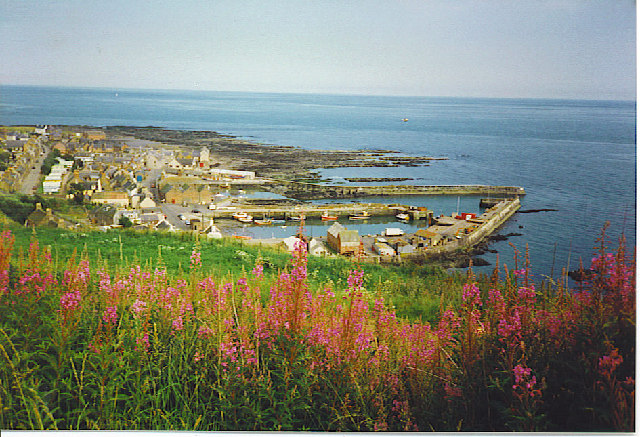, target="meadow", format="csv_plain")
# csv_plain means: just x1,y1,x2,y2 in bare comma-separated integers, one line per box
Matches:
0,223,634,431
